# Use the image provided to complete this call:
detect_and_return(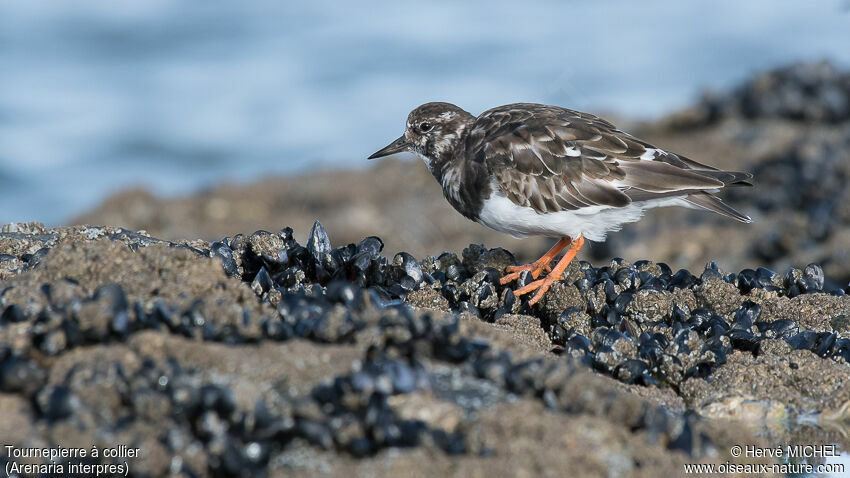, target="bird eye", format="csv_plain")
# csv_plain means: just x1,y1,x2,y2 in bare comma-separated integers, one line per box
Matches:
419,122,432,132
